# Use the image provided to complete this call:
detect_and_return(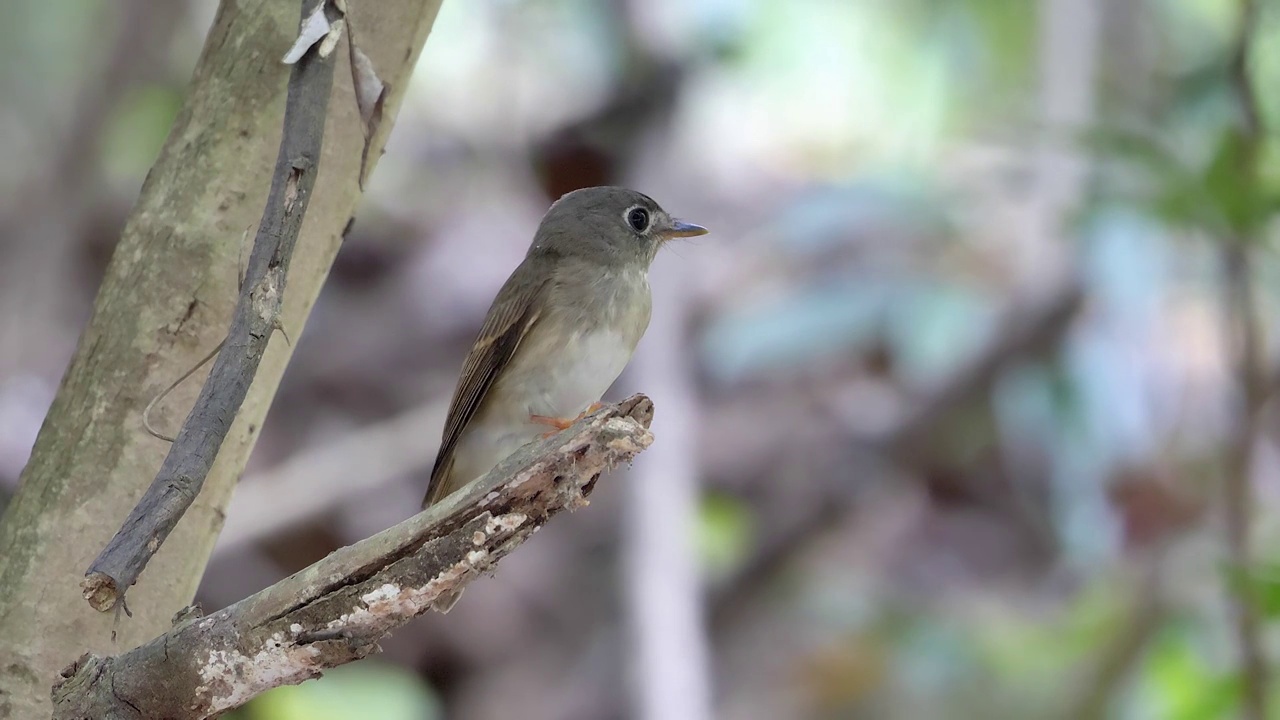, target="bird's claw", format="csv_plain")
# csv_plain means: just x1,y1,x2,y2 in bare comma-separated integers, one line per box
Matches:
530,402,606,437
